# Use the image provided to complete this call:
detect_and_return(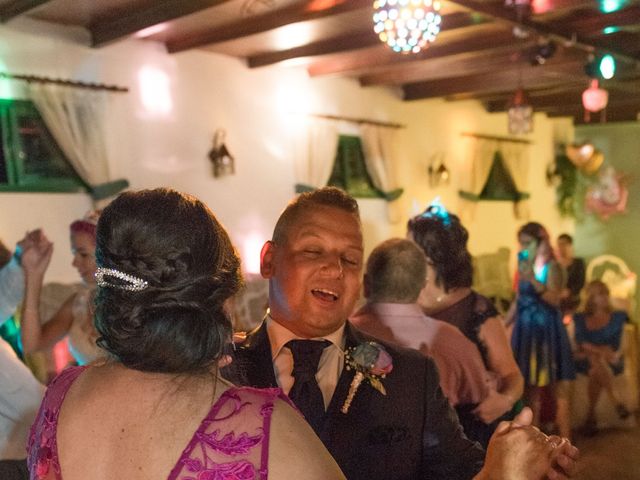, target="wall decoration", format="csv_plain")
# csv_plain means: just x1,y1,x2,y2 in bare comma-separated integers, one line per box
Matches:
565,141,604,175
427,152,450,188
546,149,581,218
585,166,629,220
208,129,235,178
